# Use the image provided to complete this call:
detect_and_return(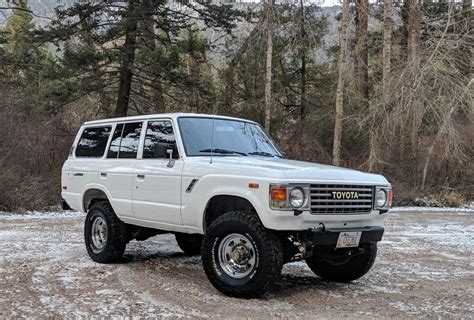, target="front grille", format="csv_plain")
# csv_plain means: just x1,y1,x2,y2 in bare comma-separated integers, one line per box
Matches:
310,184,374,214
